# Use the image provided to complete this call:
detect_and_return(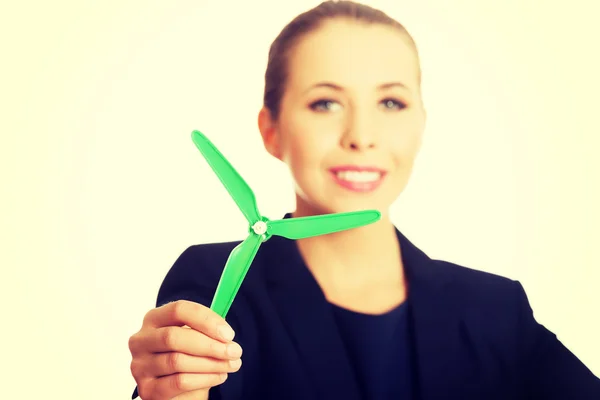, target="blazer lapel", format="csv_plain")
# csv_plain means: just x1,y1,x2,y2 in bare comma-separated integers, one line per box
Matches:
396,229,469,399
263,227,362,400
